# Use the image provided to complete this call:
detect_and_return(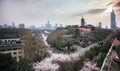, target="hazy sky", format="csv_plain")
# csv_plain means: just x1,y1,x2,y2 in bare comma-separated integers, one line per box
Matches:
0,0,120,28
